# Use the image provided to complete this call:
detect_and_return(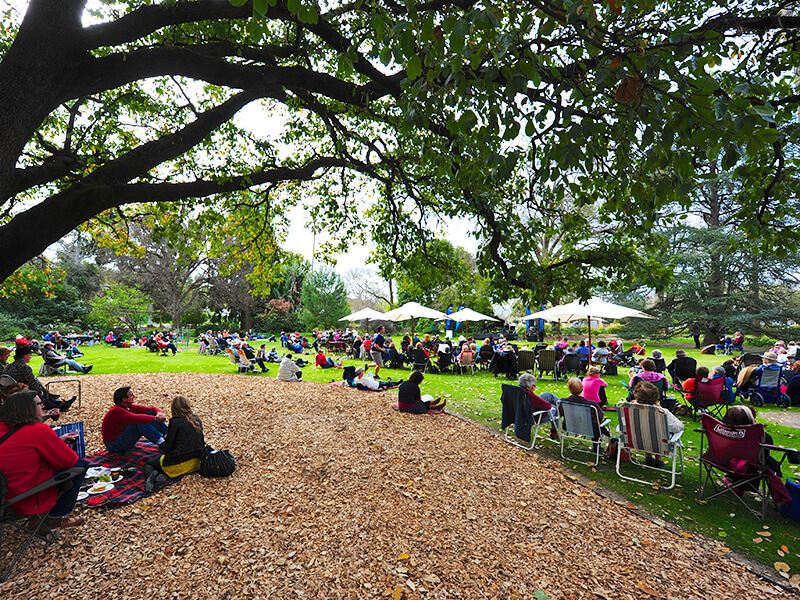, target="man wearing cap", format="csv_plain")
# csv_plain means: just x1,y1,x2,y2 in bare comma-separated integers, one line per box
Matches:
42,340,93,374
667,349,697,384
102,387,168,454
2,345,77,412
